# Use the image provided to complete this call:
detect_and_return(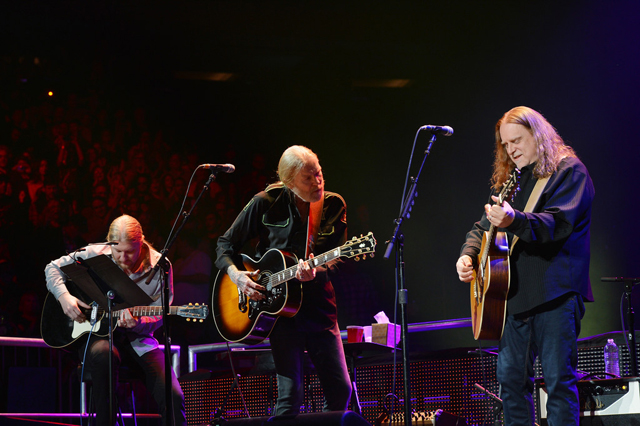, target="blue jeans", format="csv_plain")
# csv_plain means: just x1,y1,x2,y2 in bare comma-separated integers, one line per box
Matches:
497,293,584,426
269,318,352,415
